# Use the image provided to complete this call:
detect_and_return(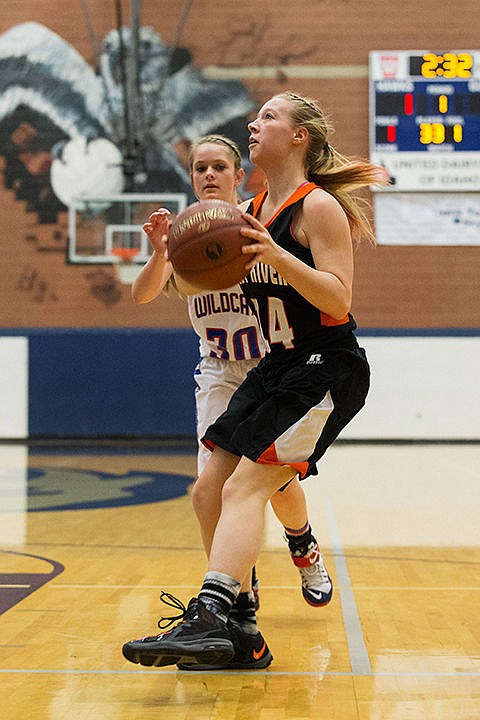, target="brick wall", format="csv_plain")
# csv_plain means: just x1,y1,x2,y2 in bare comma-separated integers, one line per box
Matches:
1,0,479,329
